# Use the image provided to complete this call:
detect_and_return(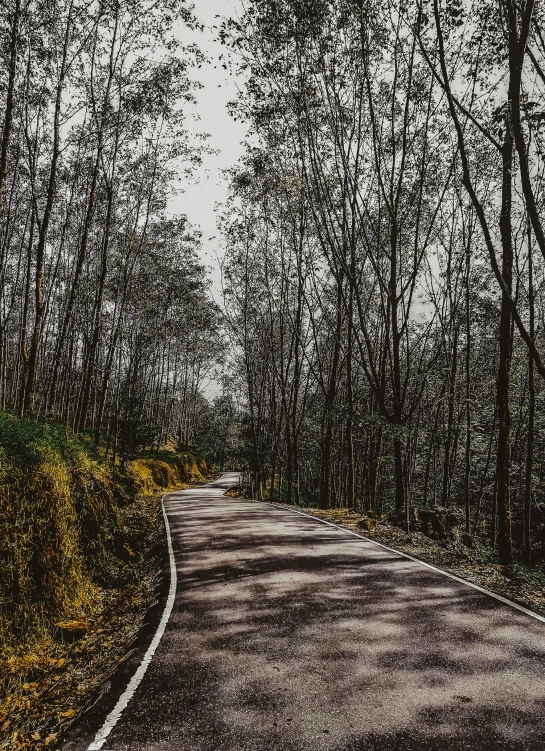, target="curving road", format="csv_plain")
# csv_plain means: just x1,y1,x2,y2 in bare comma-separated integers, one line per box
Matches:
63,473,545,751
